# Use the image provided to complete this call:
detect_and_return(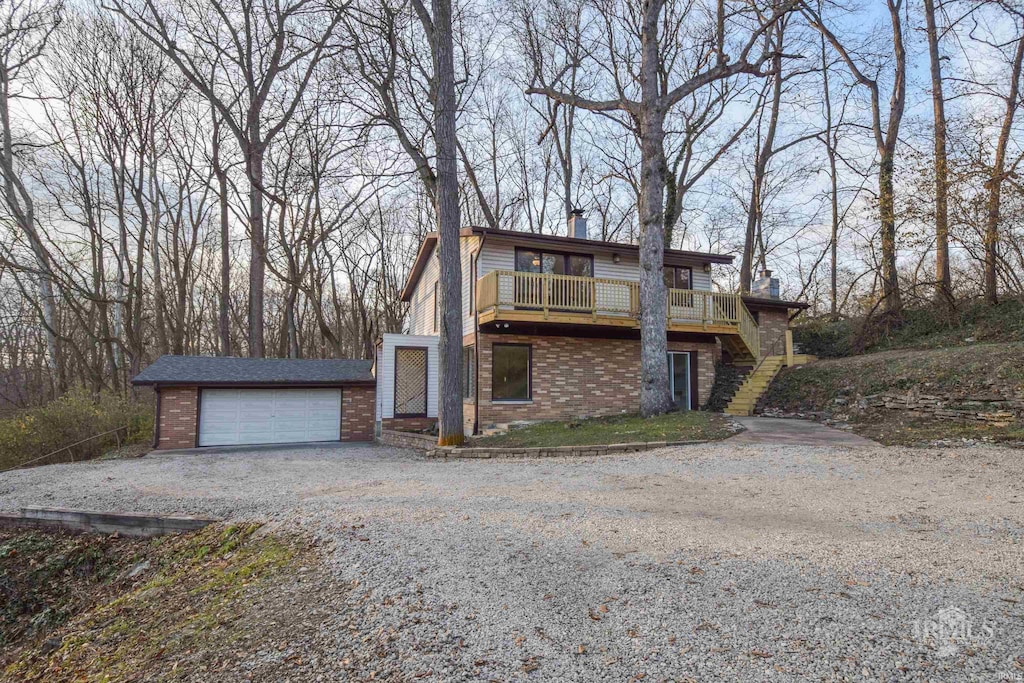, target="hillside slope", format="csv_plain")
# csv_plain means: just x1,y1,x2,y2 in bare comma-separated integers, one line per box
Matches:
761,342,1024,446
